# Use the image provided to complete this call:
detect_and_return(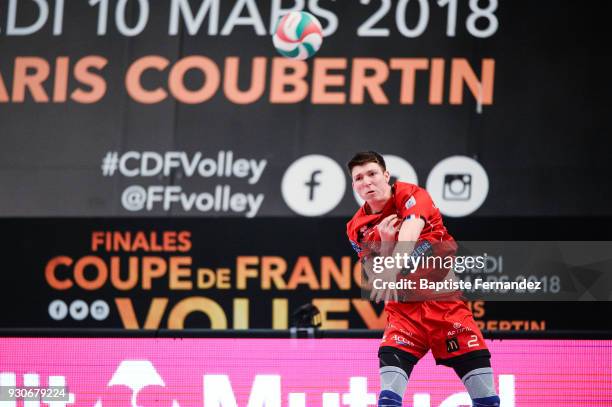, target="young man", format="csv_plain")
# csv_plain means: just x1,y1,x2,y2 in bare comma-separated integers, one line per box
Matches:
346,151,500,407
